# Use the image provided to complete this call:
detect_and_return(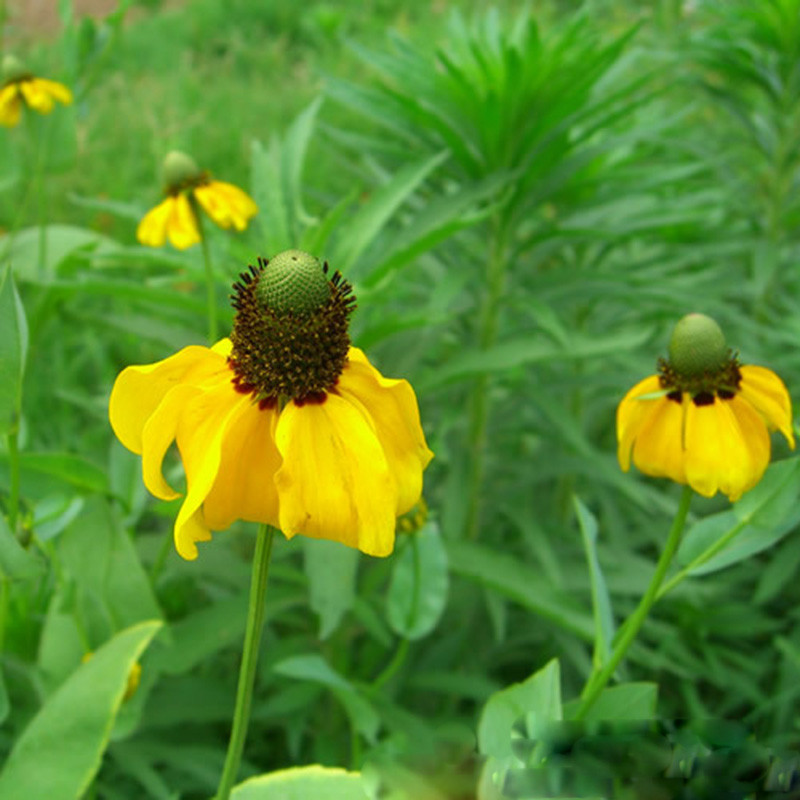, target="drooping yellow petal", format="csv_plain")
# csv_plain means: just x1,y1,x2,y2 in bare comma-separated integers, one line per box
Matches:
19,79,55,113
0,84,21,127
684,397,769,501
173,382,245,559
166,192,201,250
616,375,662,472
738,365,795,448
141,384,200,501
109,344,227,454
194,180,257,231
274,394,397,556
203,400,281,530
631,394,686,485
34,78,72,106
137,197,175,247
337,349,432,515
